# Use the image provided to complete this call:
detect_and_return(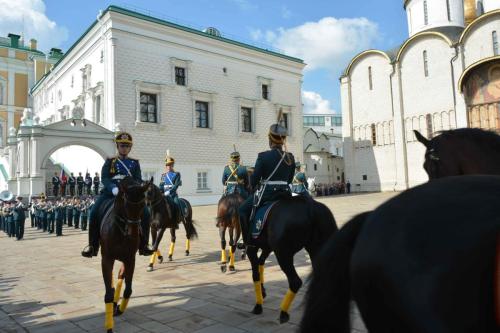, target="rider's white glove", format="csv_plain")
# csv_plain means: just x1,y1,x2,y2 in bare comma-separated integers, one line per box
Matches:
164,190,170,196
112,187,119,196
